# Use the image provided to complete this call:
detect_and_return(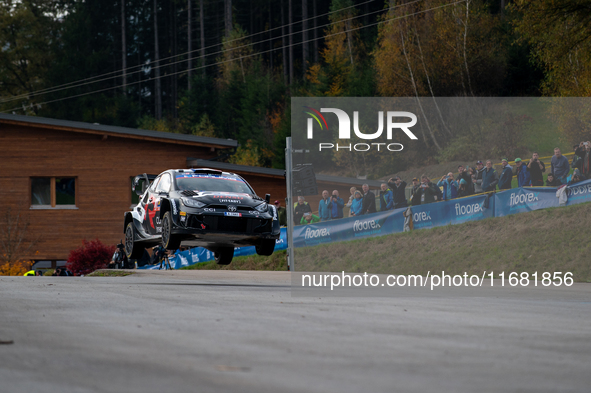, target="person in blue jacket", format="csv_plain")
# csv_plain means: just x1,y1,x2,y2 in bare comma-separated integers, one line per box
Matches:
515,158,531,187
437,172,458,200
379,183,394,211
328,190,344,219
350,190,363,216
318,190,331,221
